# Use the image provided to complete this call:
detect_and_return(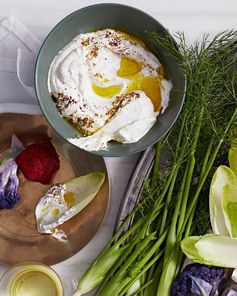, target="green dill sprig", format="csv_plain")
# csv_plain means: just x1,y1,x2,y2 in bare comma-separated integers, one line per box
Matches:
154,31,237,296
